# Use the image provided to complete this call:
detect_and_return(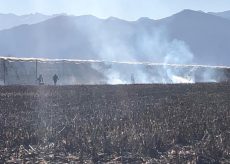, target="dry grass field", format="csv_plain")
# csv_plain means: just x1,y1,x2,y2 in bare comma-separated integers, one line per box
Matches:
0,84,230,163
